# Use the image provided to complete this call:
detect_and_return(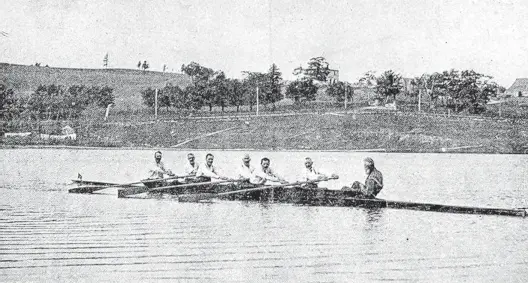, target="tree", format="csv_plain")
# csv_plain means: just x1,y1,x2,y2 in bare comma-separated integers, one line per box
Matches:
207,71,229,112
141,88,156,108
307,57,330,81
241,71,268,111
103,53,109,68
285,78,318,103
266,63,283,109
0,84,20,120
142,60,149,71
227,79,244,112
436,69,491,113
181,62,218,111
326,81,353,103
375,70,403,103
